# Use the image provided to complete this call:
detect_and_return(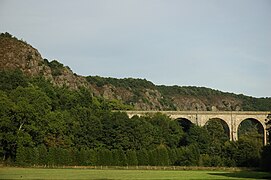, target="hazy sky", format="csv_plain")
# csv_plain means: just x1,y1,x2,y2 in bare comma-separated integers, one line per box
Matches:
1,0,271,97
